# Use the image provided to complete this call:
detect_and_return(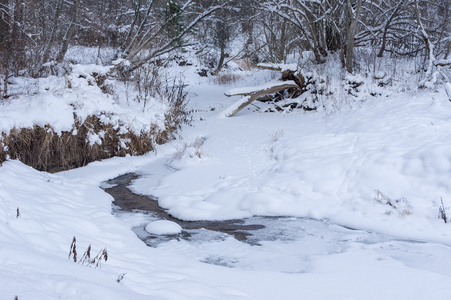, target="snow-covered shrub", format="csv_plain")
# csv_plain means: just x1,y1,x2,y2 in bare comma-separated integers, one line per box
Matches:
133,64,162,107
172,137,206,166
0,60,193,172
252,52,448,115
159,78,192,143
374,190,411,217
269,129,285,143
